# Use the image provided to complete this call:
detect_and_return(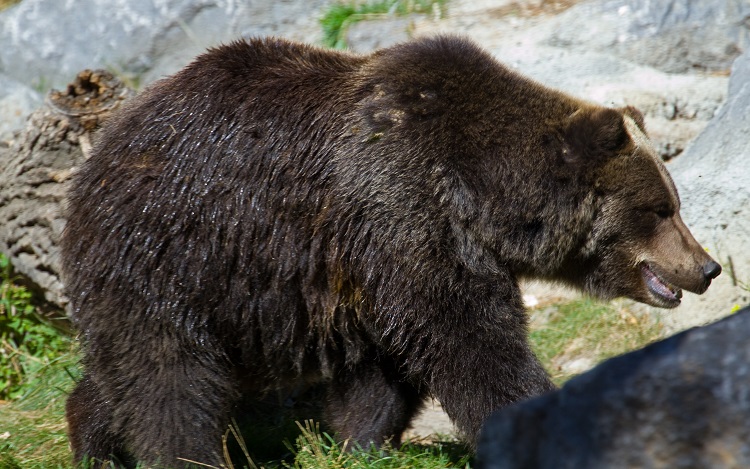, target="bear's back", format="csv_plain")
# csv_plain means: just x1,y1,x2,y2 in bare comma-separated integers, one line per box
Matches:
62,39,367,343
